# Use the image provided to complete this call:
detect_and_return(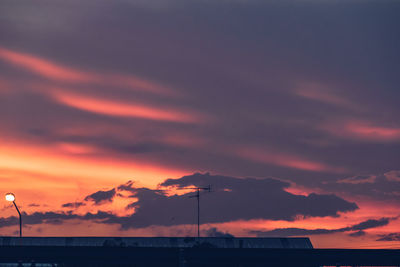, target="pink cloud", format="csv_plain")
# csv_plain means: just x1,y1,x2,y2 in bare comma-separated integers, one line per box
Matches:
337,175,377,184
0,77,12,94
56,142,98,155
385,171,400,182
0,46,176,96
323,121,400,142
295,82,362,111
236,146,346,173
106,74,178,96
